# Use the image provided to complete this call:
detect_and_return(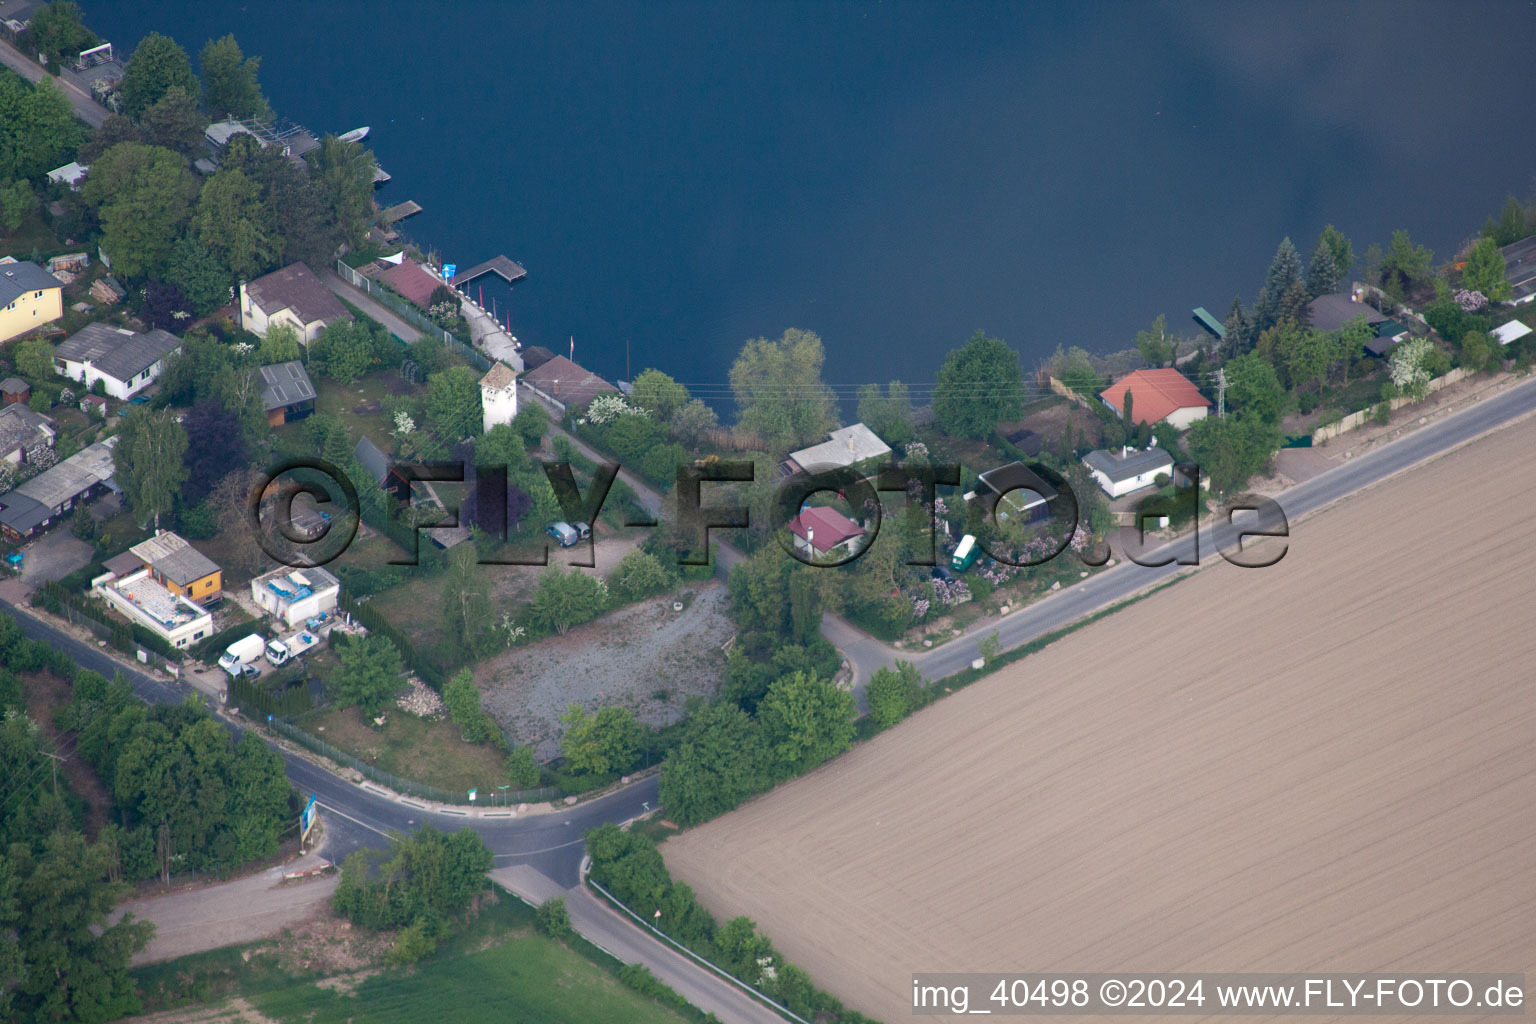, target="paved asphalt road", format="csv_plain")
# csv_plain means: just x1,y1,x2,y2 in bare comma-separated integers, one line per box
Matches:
0,38,110,128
